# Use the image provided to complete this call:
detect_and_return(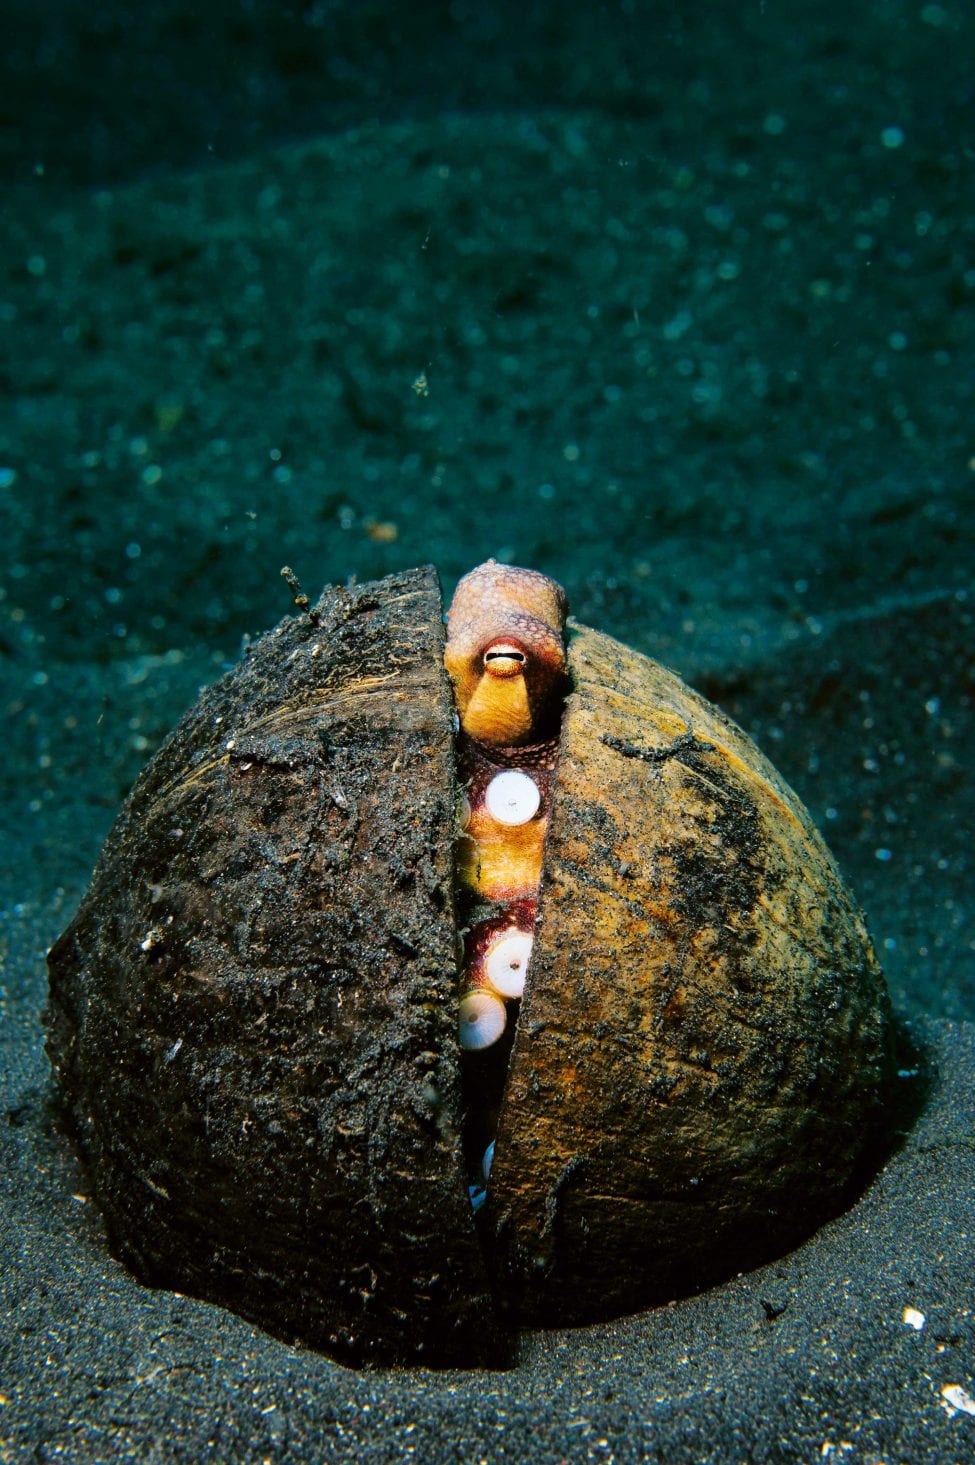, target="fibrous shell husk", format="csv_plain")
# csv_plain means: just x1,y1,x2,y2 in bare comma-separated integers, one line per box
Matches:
46,567,501,1367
